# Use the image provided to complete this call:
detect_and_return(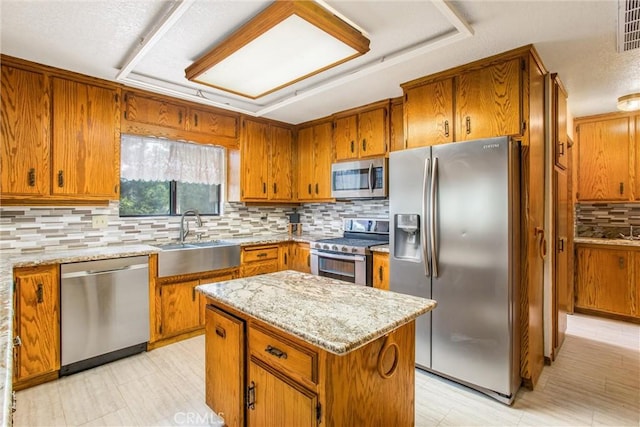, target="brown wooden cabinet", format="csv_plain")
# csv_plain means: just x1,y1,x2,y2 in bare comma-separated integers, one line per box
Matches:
297,121,333,201
389,97,404,152
575,245,637,318
205,305,245,427
290,242,311,274
552,75,569,169
51,77,120,199
373,252,389,290
205,301,416,427
13,265,60,390
122,90,239,147
576,114,633,201
241,244,281,277
553,167,569,355
403,77,454,147
636,116,640,201
1,64,50,197
455,58,522,141
334,104,388,160
240,119,294,202
159,279,201,338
